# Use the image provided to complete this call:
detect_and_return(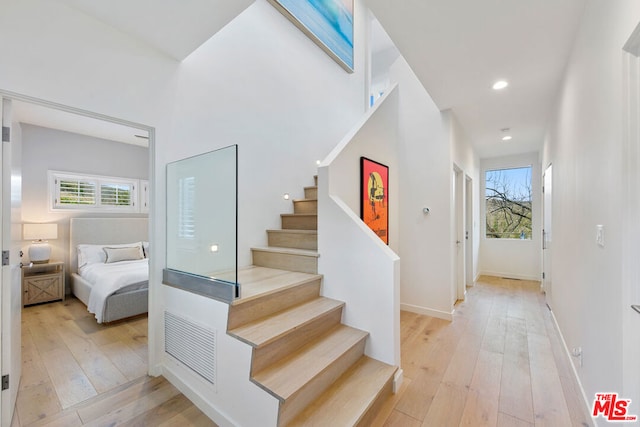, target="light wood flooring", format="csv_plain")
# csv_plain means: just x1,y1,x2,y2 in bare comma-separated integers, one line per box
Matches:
371,276,593,427
13,276,592,426
13,297,215,427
